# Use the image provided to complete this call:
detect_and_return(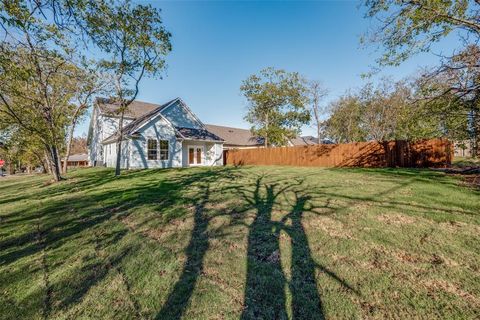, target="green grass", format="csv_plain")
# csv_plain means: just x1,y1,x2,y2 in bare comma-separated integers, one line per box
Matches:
1,166,479,319
453,156,480,168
